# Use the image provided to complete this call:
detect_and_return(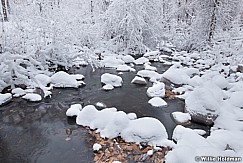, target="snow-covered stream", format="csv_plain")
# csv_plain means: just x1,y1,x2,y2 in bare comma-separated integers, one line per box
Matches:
0,62,209,162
